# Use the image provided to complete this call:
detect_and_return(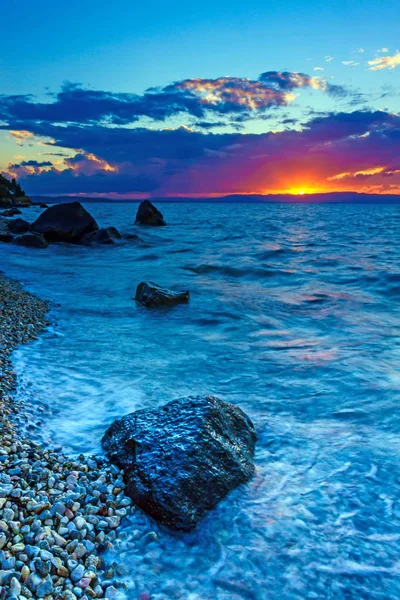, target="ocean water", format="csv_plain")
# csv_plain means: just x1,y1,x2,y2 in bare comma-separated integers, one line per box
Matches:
2,201,400,599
